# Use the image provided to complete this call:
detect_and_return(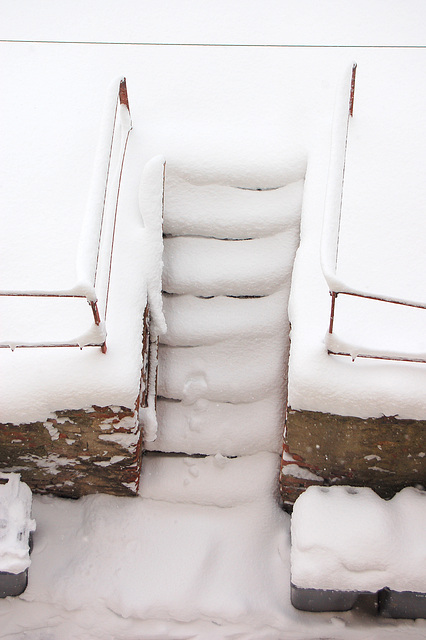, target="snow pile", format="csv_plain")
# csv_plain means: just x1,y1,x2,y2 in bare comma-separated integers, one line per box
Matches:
148,158,305,456
0,474,35,575
291,485,426,593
